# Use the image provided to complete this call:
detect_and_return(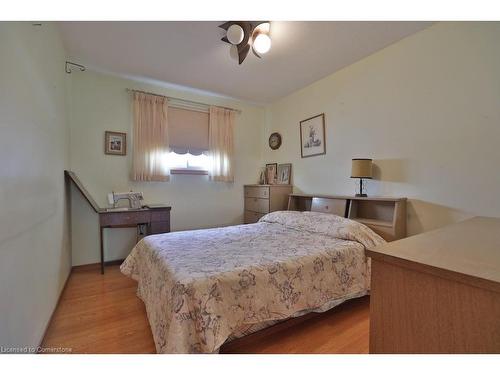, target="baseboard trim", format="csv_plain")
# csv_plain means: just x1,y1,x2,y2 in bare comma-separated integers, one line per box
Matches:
71,259,125,271
38,269,71,349
71,262,101,272
105,259,125,267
